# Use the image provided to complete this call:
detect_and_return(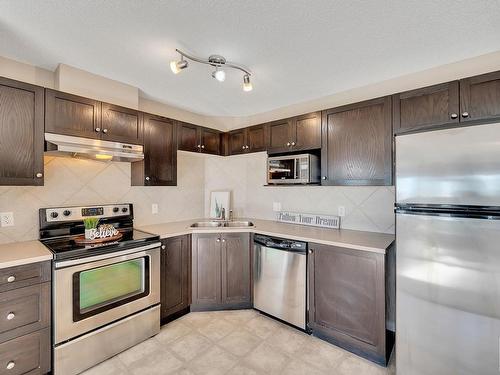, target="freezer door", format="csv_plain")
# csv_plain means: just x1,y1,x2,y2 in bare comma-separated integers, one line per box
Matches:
396,213,500,375
396,122,500,206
